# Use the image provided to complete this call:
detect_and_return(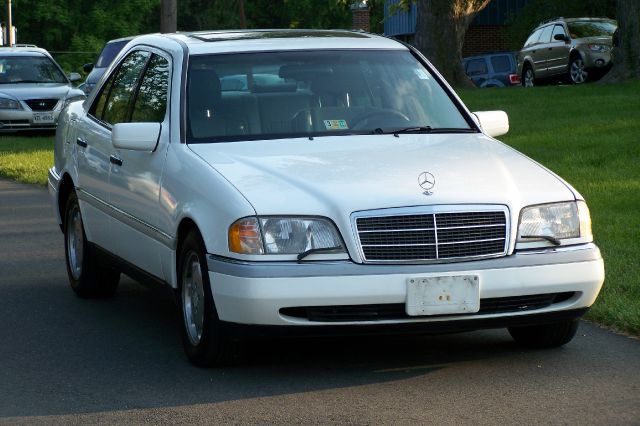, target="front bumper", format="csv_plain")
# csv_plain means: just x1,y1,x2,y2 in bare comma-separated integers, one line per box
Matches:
0,108,61,131
583,50,612,69
208,244,604,327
